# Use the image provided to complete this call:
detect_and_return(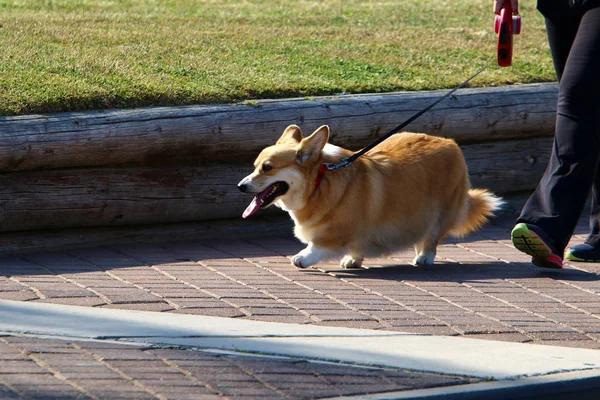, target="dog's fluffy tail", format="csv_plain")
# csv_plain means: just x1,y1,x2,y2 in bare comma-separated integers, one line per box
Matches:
450,188,504,237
